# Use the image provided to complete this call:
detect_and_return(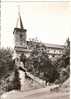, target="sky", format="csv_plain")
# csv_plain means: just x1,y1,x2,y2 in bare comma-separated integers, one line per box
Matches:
1,0,71,48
